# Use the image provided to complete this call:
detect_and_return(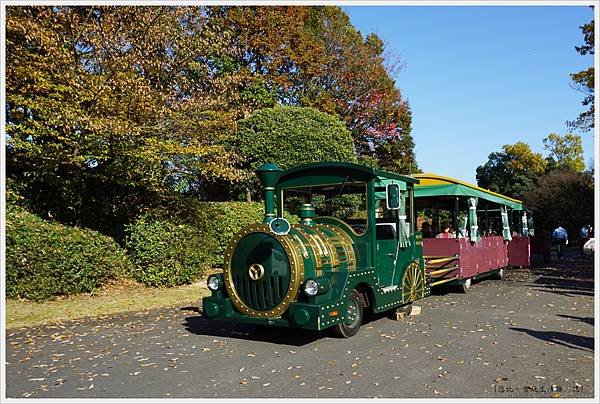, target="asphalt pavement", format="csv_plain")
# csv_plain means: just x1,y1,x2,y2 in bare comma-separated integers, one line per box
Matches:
4,254,595,399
